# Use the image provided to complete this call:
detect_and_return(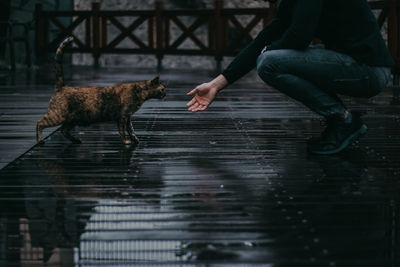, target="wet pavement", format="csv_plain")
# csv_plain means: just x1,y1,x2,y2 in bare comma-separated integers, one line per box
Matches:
0,66,400,266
